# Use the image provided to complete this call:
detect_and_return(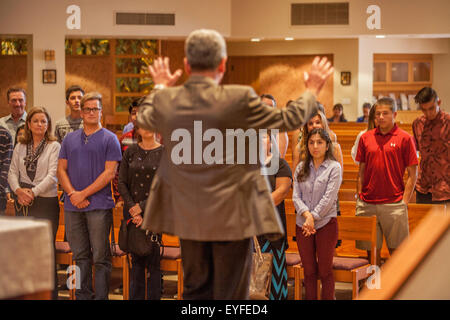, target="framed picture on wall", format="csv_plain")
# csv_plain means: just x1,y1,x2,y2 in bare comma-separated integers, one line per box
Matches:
341,71,351,86
42,69,57,84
